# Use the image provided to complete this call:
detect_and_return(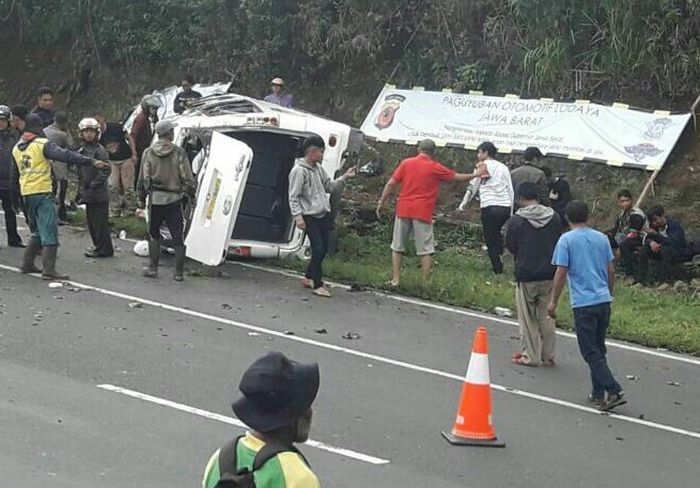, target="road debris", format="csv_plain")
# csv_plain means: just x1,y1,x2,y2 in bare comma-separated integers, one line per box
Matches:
48,282,63,289
342,332,361,340
666,381,682,387
128,302,143,309
625,375,638,380
221,303,233,310
314,328,328,334
494,307,513,317
247,332,260,337
348,284,366,292
283,330,296,335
